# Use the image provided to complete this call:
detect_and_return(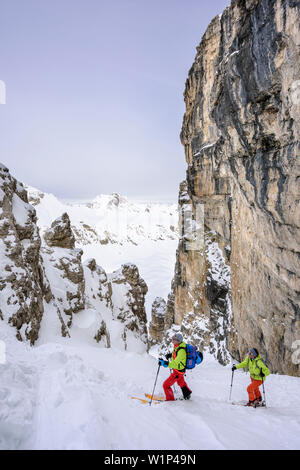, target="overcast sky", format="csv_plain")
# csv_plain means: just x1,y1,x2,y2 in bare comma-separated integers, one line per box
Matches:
0,0,229,202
